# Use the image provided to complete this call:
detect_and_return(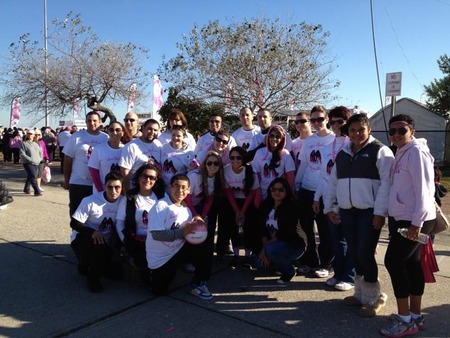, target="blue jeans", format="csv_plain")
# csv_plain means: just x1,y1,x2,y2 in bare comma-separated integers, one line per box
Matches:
265,241,304,277
340,208,380,283
328,218,355,283
23,163,40,194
